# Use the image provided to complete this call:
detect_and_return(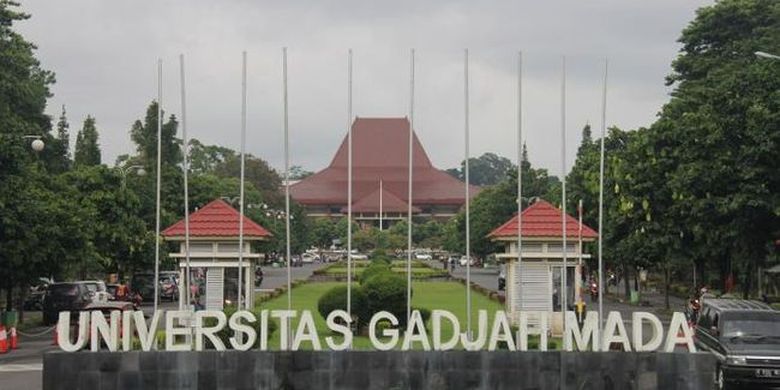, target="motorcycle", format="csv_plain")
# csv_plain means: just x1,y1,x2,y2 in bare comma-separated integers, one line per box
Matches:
589,281,599,301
